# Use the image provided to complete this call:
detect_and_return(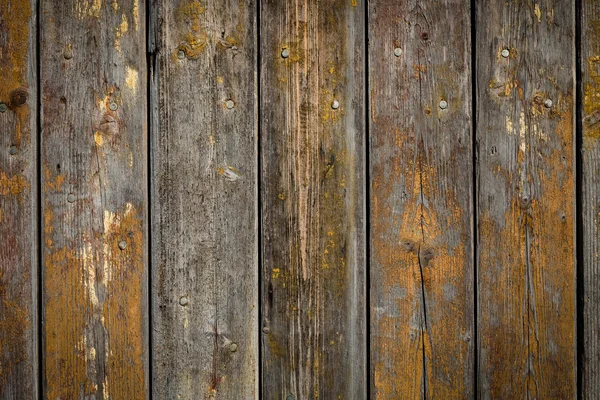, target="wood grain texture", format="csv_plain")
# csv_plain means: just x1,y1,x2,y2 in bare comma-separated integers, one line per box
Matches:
260,1,366,398
476,1,575,398
40,0,148,398
582,0,600,396
369,1,473,398
0,1,38,398
149,0,258,398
